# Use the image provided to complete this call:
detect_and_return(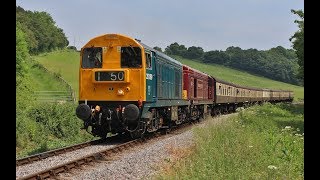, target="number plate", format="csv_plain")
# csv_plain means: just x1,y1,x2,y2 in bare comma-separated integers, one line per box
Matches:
95,71,125,81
